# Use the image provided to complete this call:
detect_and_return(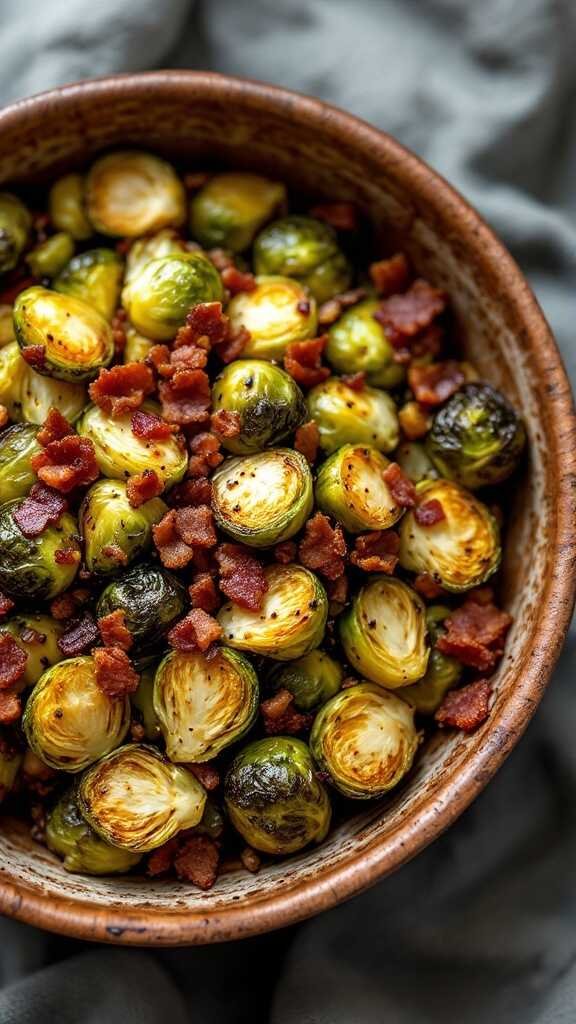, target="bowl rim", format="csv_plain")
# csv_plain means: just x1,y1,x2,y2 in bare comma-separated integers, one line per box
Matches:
0,69,575,946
